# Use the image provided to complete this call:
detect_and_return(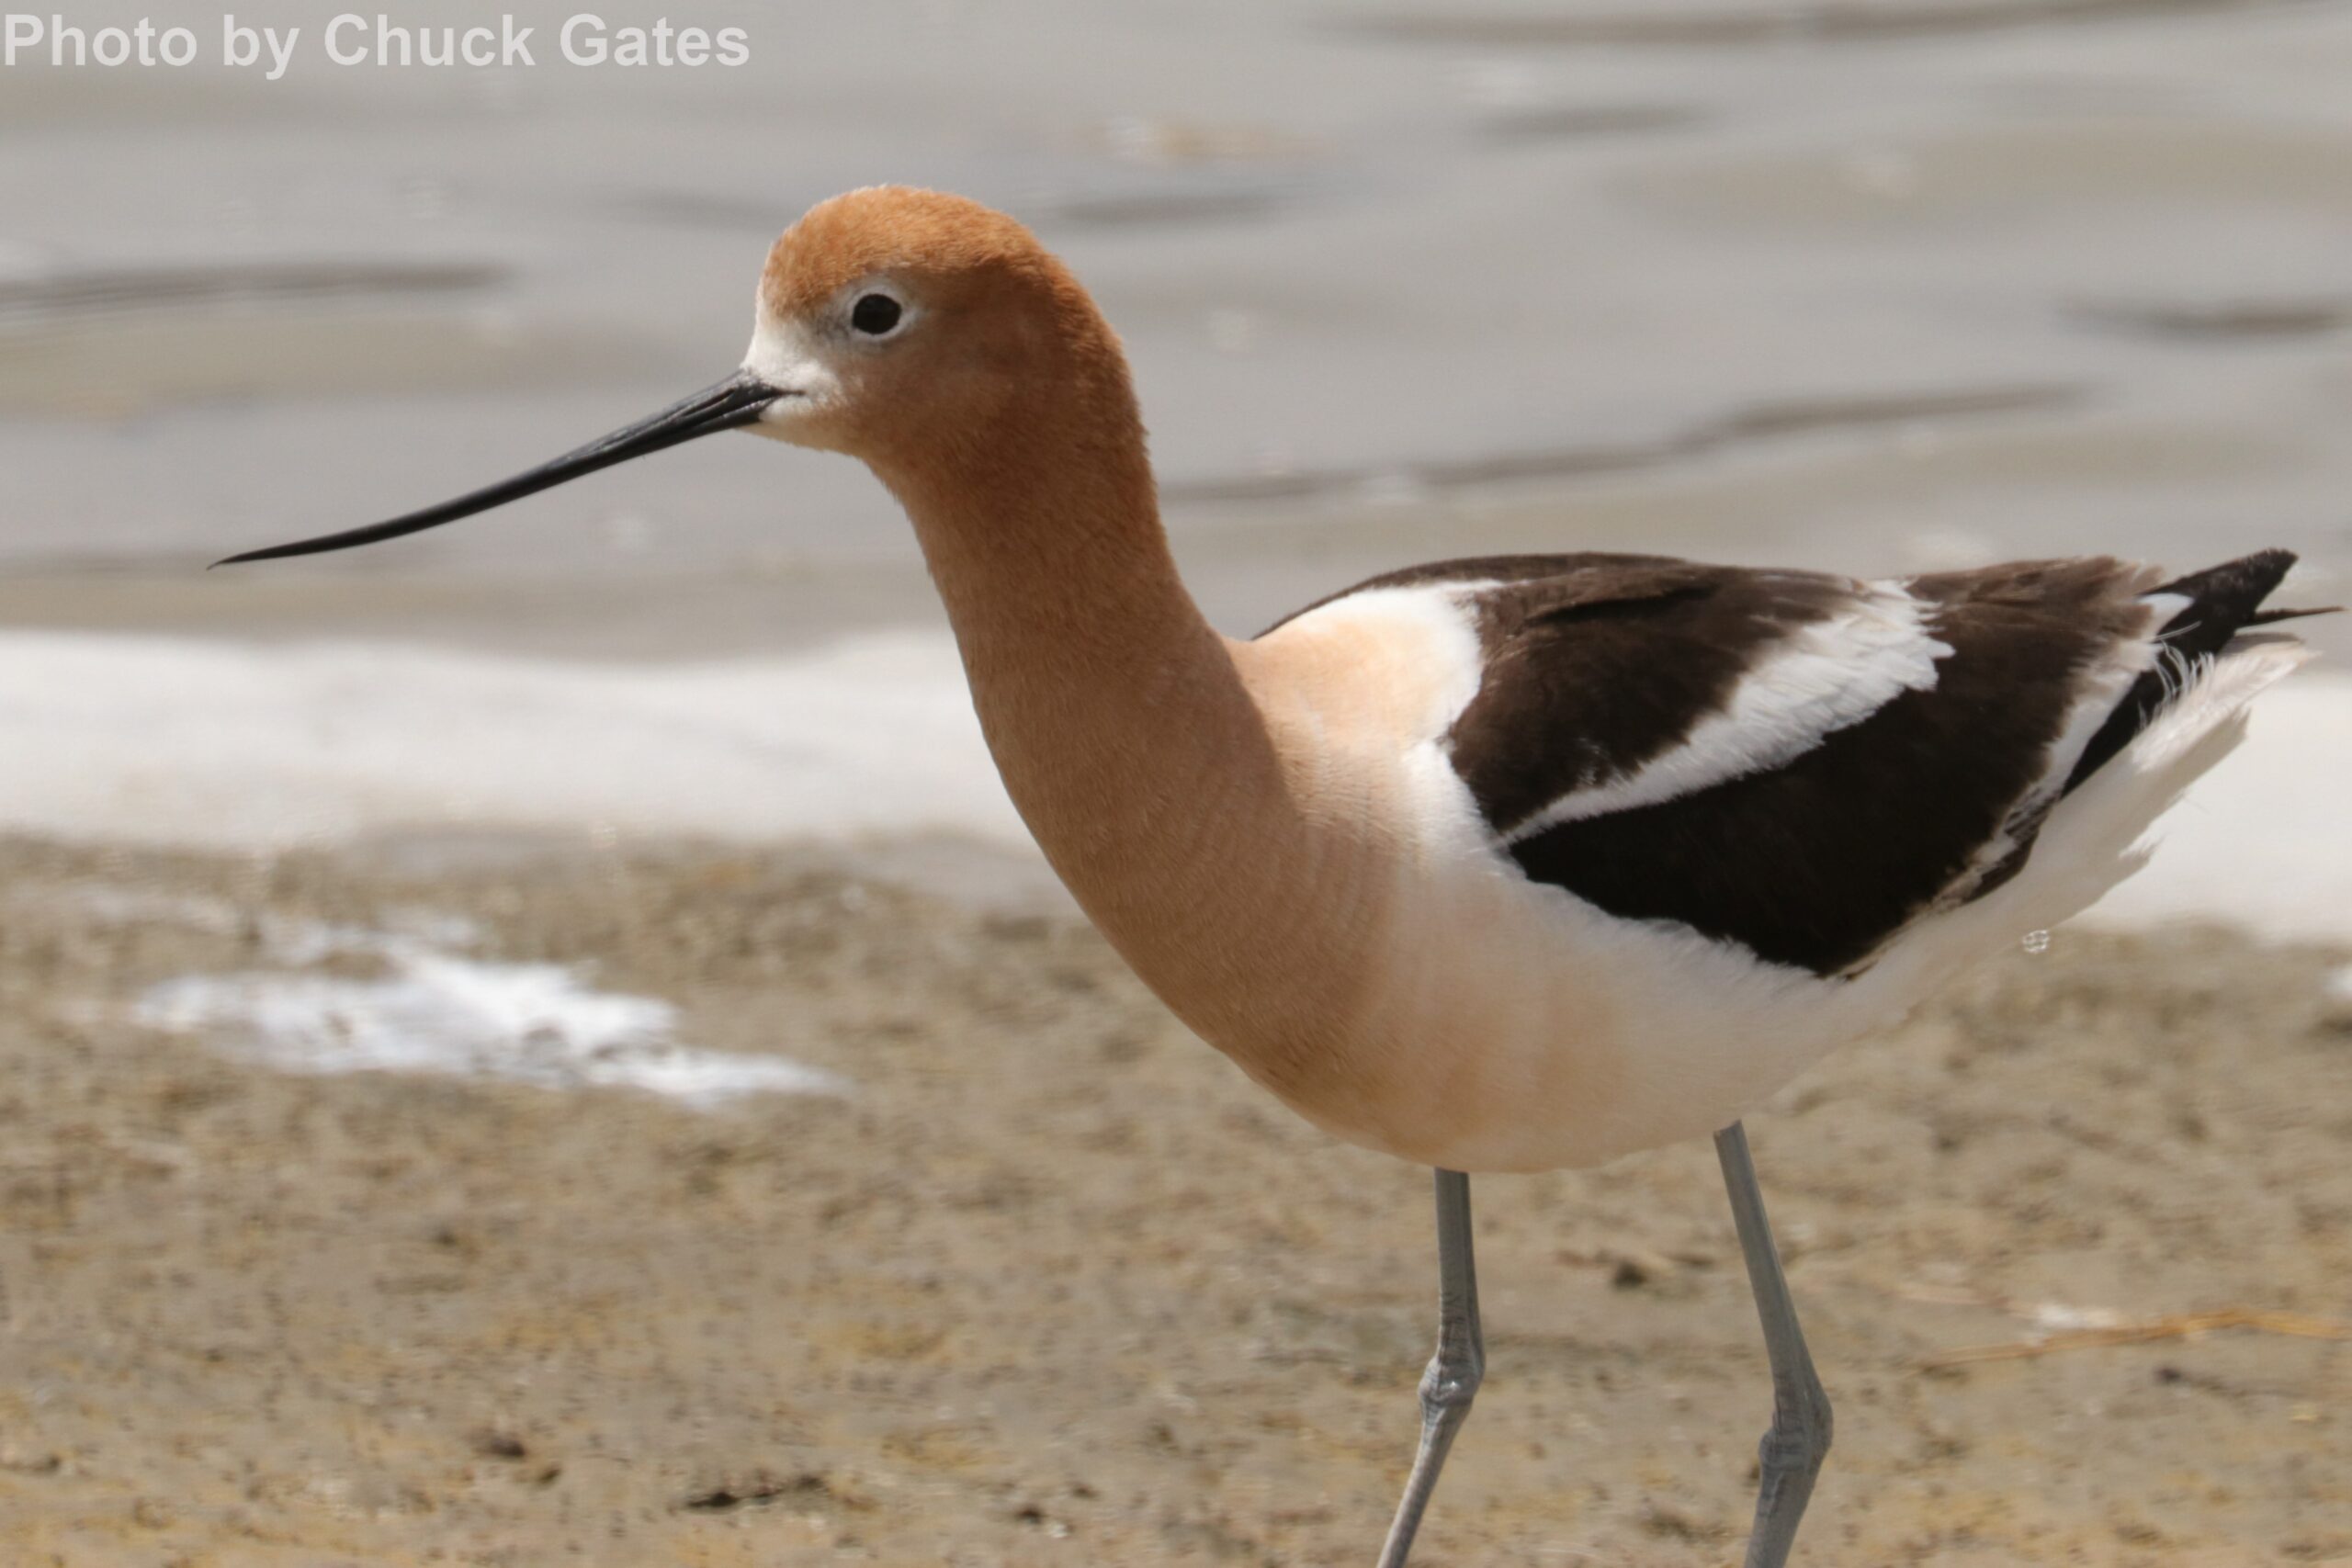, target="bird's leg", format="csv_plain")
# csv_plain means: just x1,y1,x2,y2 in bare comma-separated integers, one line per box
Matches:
1715,1121,1833,1568
1374,1168,1485,1568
